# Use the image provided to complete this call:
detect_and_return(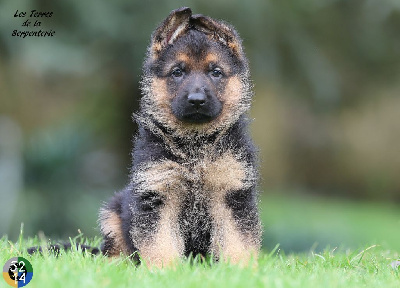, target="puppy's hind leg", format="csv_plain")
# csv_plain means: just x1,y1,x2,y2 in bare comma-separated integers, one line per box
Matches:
99,192,131,258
